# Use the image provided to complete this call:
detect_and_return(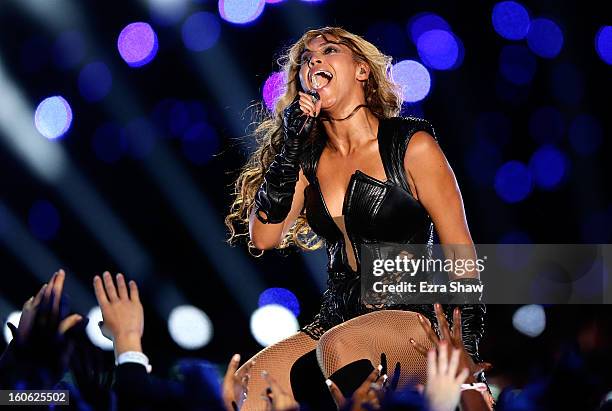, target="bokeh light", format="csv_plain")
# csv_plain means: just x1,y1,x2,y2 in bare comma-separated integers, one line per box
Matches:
568,114,603,156
595,26,612,65
526,18,563,58
250,304,298,347
407,12,451,45
417,30,461,70
266,0,285,3
181,122,219,165
86,306,113,350
148,0,190,26
92,122,127,163
528,106,564,144
117,22,159,68
494,161,533,203
124,117,157,159
52,30,86,70
392,60,431,103
258,288,300,317
29,200,61,241
499,45,537,85
168,305,213,349
34,96,73,140
218,0,265,25
529,145,567,190
182,12,221,51
512,304,546,337
499,230,532,244
491,1,530,40
78,62,112,102
262,71,286,111
550,62,584,107
3,311,21,344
